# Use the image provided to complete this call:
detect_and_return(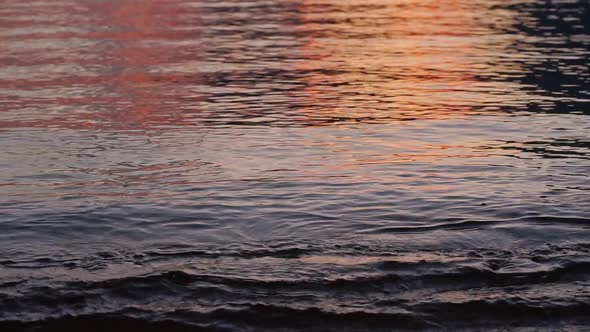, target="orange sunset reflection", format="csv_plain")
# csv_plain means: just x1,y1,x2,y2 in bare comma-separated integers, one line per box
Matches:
295,0,527,123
